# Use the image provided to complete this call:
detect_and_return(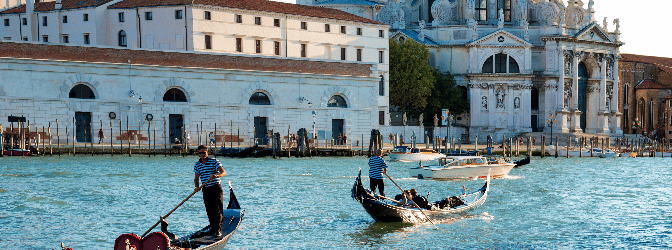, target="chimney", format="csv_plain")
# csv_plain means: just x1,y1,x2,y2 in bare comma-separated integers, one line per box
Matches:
55,0,61,9
26,0,35,41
